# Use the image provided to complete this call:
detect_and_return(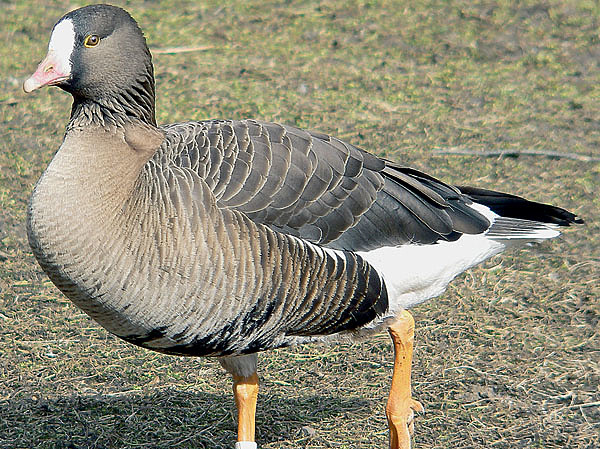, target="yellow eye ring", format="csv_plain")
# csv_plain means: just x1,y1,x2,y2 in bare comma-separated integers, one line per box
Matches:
83,34,100,48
